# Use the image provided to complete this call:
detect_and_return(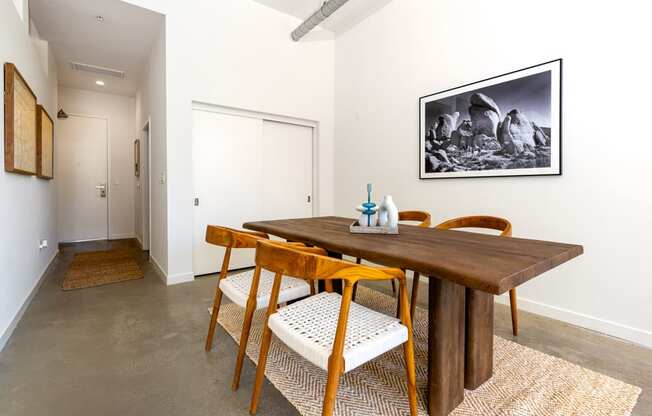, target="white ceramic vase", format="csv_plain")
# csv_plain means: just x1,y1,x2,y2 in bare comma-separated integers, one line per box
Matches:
358,212,377,227
356,205,377,227
378,195,398,228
